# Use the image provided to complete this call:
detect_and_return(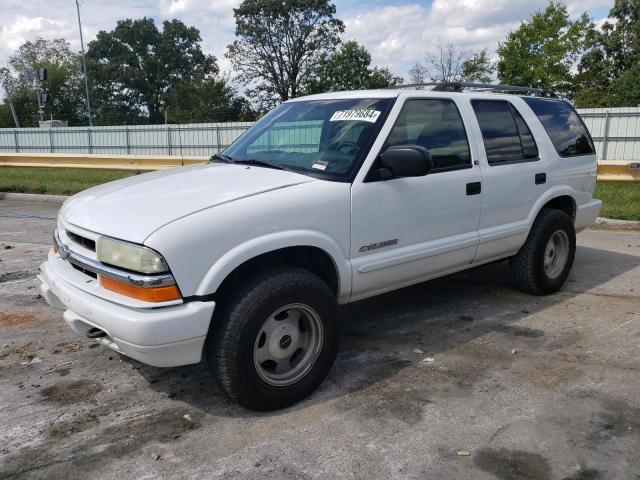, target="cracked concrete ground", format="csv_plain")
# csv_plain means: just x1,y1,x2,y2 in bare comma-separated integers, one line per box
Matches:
0,199,639,480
